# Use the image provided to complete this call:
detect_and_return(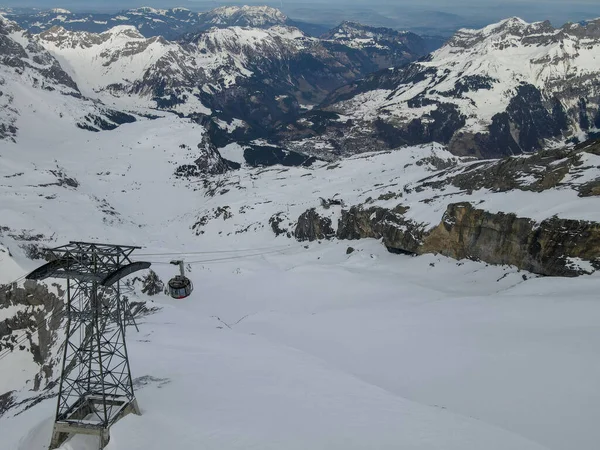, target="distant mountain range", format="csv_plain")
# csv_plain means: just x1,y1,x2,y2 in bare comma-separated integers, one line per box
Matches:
0,8,435,144
3,7,600,159
1,6,330,39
